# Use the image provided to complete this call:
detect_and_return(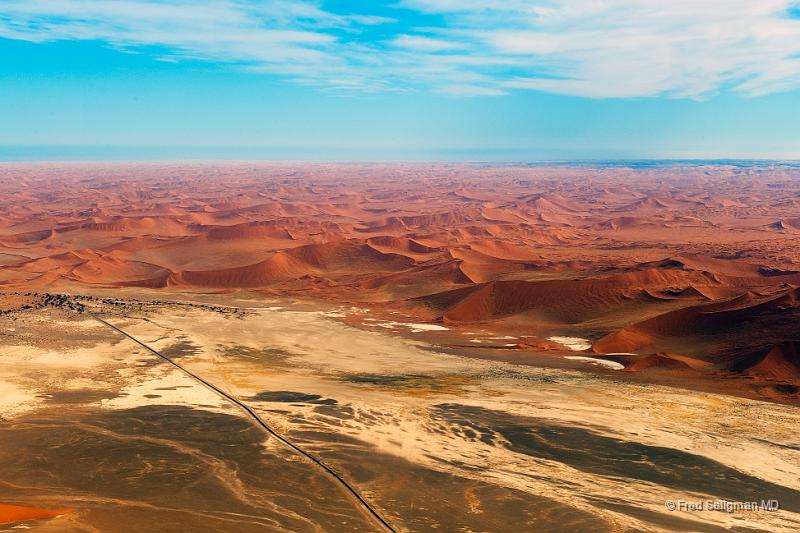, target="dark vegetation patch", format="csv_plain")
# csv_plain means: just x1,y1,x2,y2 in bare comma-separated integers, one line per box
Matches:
248,391,337,405
37,389,120,404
